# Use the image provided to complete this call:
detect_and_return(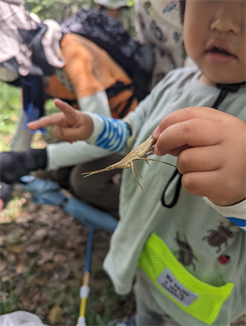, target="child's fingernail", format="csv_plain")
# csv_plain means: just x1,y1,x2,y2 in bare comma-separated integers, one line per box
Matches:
153,126,160,138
